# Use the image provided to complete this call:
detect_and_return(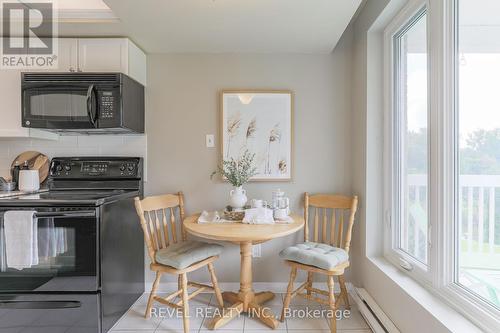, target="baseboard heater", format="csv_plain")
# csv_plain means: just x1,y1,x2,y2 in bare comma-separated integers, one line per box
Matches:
351,287,400,333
